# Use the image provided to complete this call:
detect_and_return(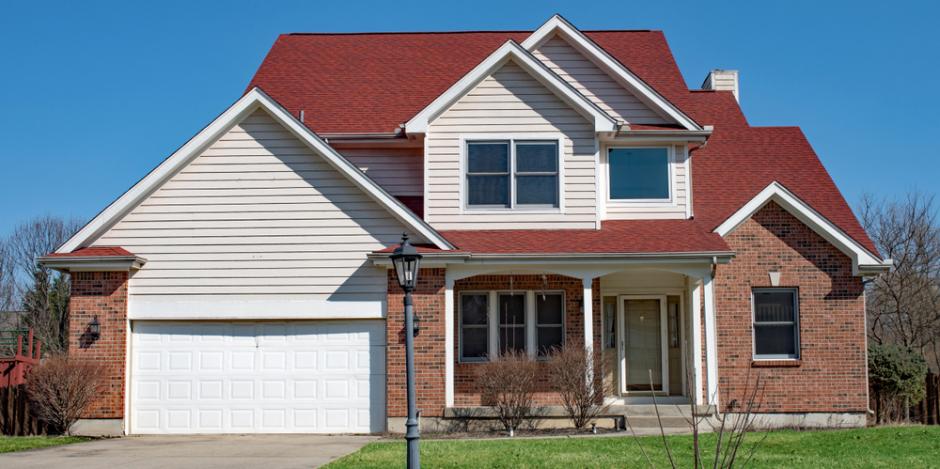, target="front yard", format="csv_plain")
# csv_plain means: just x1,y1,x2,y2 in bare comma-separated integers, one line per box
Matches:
0,436,89,454
327,426,940,468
